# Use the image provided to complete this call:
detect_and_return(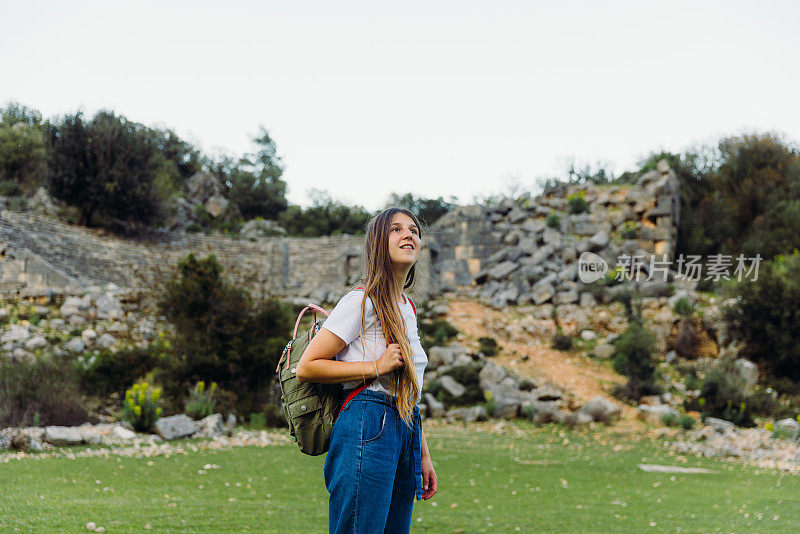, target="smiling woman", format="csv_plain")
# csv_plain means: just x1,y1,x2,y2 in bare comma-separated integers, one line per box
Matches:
295,207,437,533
